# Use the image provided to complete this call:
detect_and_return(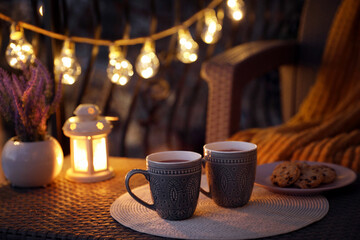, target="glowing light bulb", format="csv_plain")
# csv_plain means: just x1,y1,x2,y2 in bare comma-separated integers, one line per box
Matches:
5,24,35,69
107,45,133,86
54,40,81,85
39,5,44,16
227,0,245,21
177,28,199,63
135,40,159,79
201,9,222,44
